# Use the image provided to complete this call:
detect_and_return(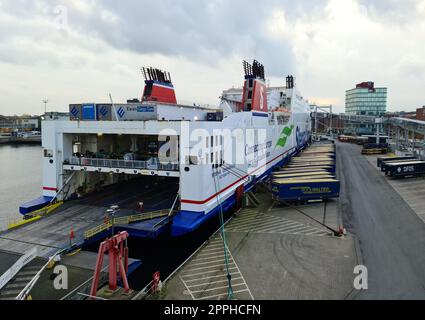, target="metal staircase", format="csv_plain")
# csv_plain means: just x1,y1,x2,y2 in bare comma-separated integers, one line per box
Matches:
0,248,40,300
0,263,45,300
